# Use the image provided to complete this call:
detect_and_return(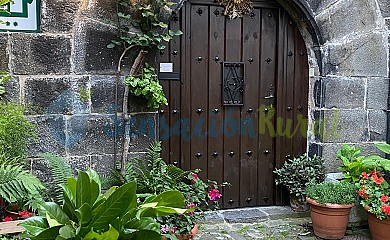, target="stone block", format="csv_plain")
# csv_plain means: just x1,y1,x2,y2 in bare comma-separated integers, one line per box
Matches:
73,21,126,74
378,0,390,18
31,158,53,184
27,115,66,157
321,110,368,143
315,0,380,42
321,142,384,172
368,110,387,141
2,76,19,101
366,77,388,109
91,75,123,113
41,0,80,33
91,155,116,176
11,34,71,75
129,113,157,152
322,77,365,109
84,0,117,22
67,156,91,176
24,76,90,115
304,0,339,15
66,114,118,156
0,34,8,71
325,33,388,77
